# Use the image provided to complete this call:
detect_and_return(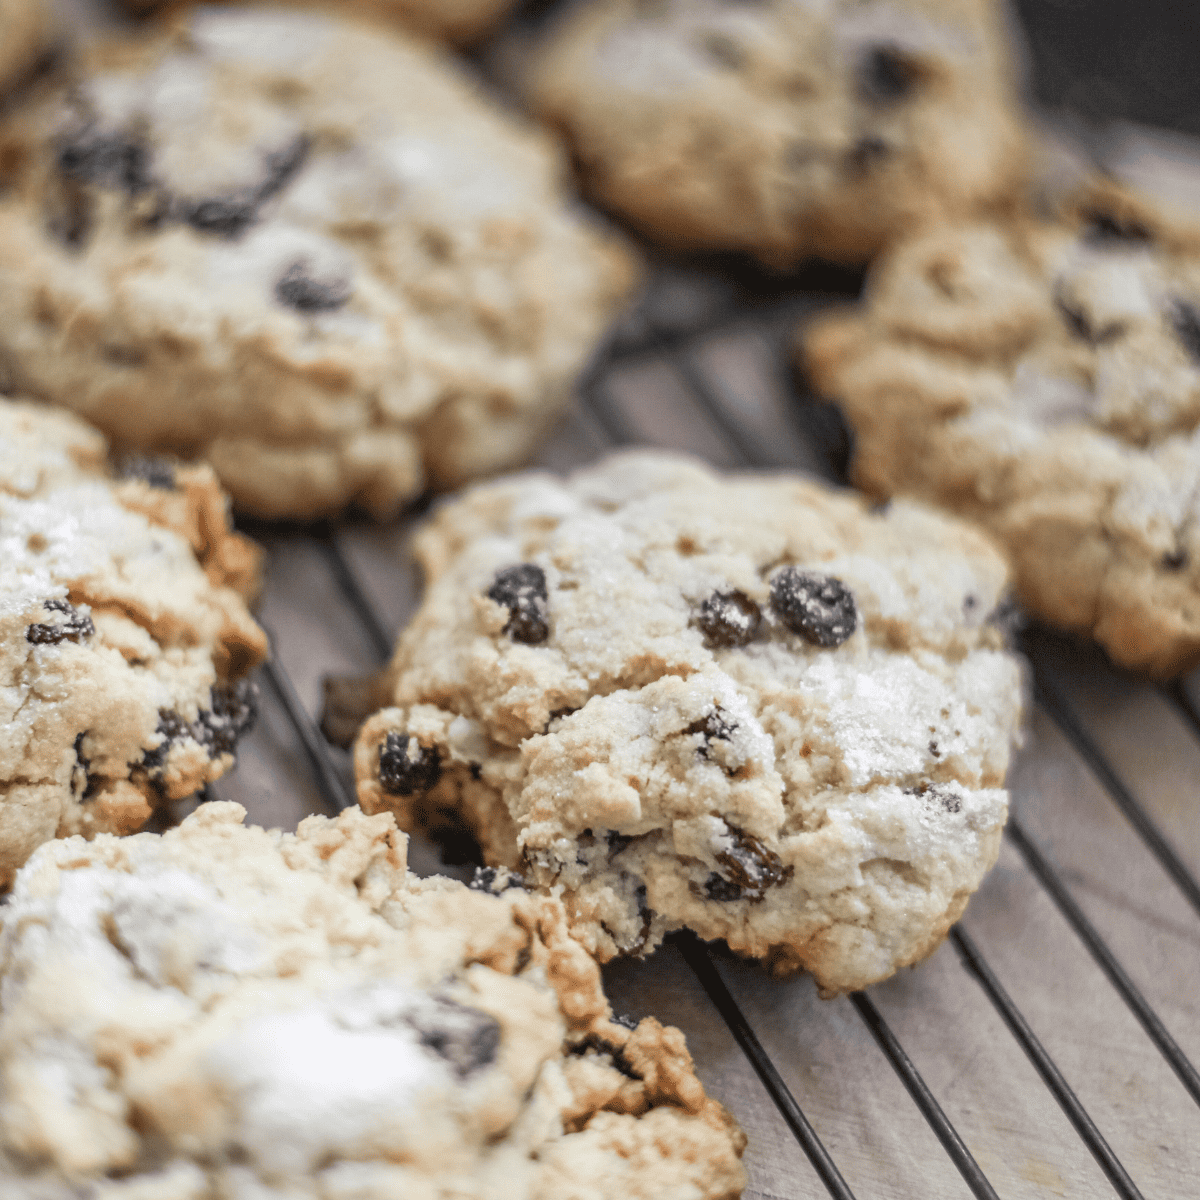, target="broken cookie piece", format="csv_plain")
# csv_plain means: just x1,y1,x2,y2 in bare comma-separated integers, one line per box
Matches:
0,802,747,1199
